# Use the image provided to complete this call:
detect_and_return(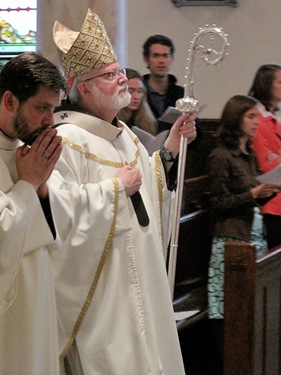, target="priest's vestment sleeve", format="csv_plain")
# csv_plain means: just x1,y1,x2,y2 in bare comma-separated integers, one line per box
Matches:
0,162,54,312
